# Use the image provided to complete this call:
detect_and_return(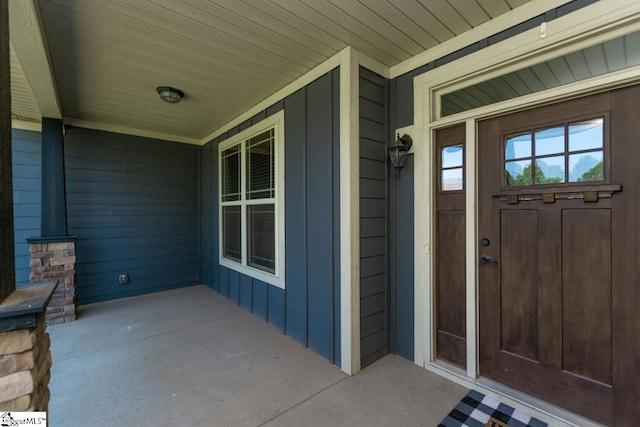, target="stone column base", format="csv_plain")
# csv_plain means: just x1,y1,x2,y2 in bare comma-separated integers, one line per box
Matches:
28,240,78,326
